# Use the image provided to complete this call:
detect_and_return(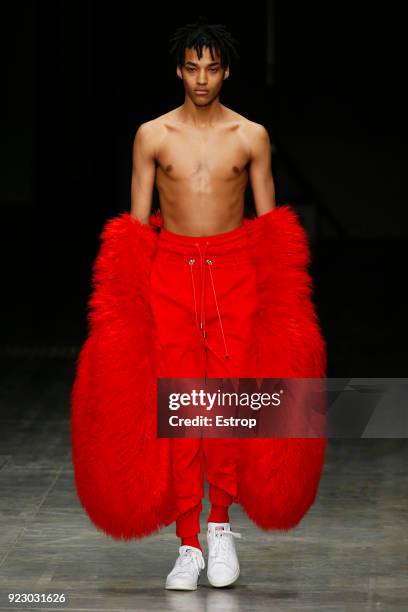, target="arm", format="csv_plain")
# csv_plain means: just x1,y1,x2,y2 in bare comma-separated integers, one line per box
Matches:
130,122,157,224
248,123,276,216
